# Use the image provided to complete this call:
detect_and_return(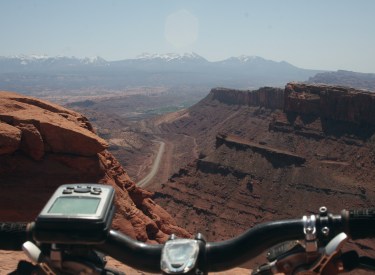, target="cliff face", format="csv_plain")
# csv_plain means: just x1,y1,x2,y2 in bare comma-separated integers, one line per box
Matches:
0,91,189,243
153,83,375,259
210,87,284,109
210,83,375,126
285,83,375,125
